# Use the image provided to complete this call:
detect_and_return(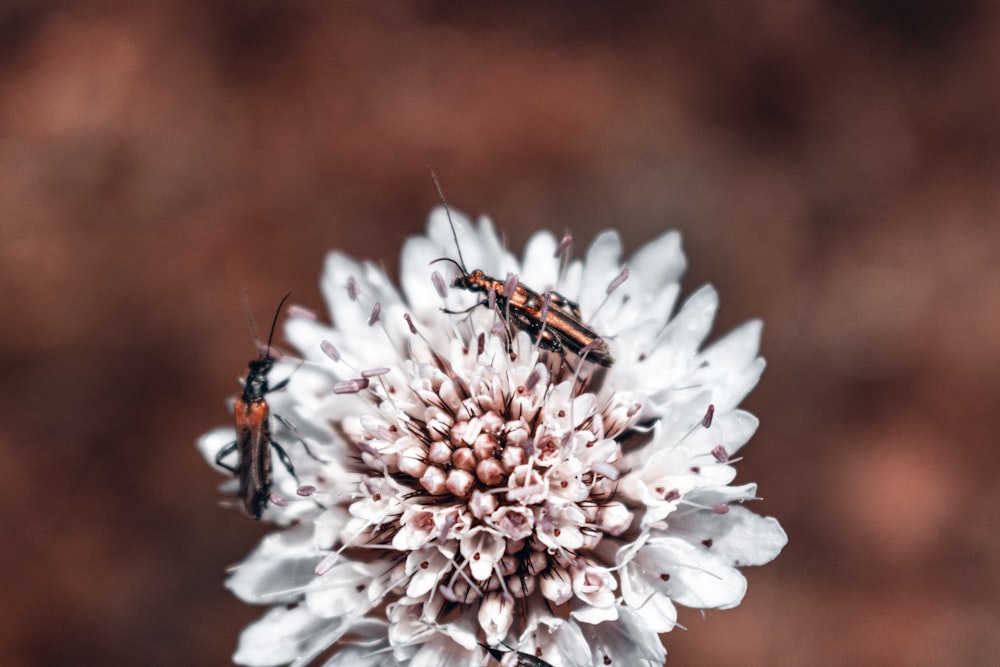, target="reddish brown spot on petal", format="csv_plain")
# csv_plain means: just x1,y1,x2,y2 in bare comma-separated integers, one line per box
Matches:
420,561,429,569
702,538,713,548
660,573,670,581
